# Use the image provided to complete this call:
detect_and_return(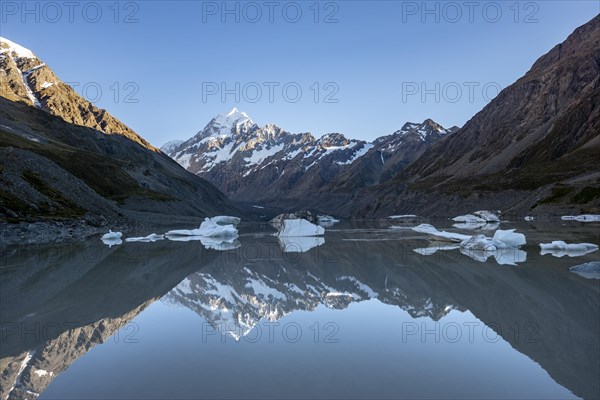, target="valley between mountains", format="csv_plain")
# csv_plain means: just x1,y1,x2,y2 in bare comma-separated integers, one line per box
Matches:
1,15,599,243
